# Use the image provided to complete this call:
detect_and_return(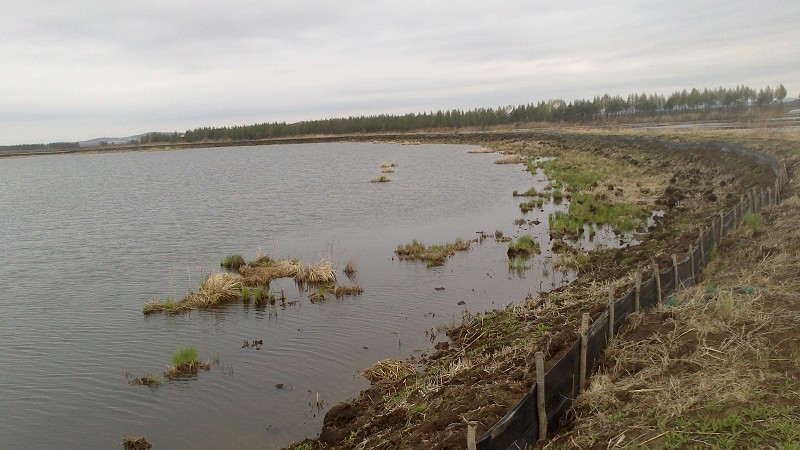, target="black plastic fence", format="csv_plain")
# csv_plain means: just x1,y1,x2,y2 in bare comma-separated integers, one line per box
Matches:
476,144,788,450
